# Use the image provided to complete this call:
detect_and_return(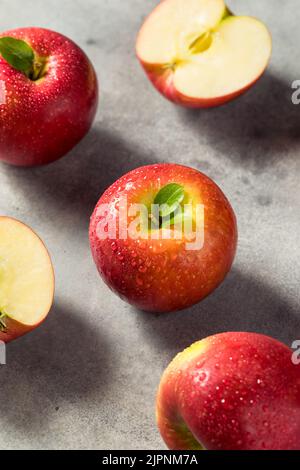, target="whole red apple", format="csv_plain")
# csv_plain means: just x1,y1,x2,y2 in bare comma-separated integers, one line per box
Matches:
136,0,272,108
89,163,237,312
157,332,300,450
0,216,54,343
0,27,98,166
